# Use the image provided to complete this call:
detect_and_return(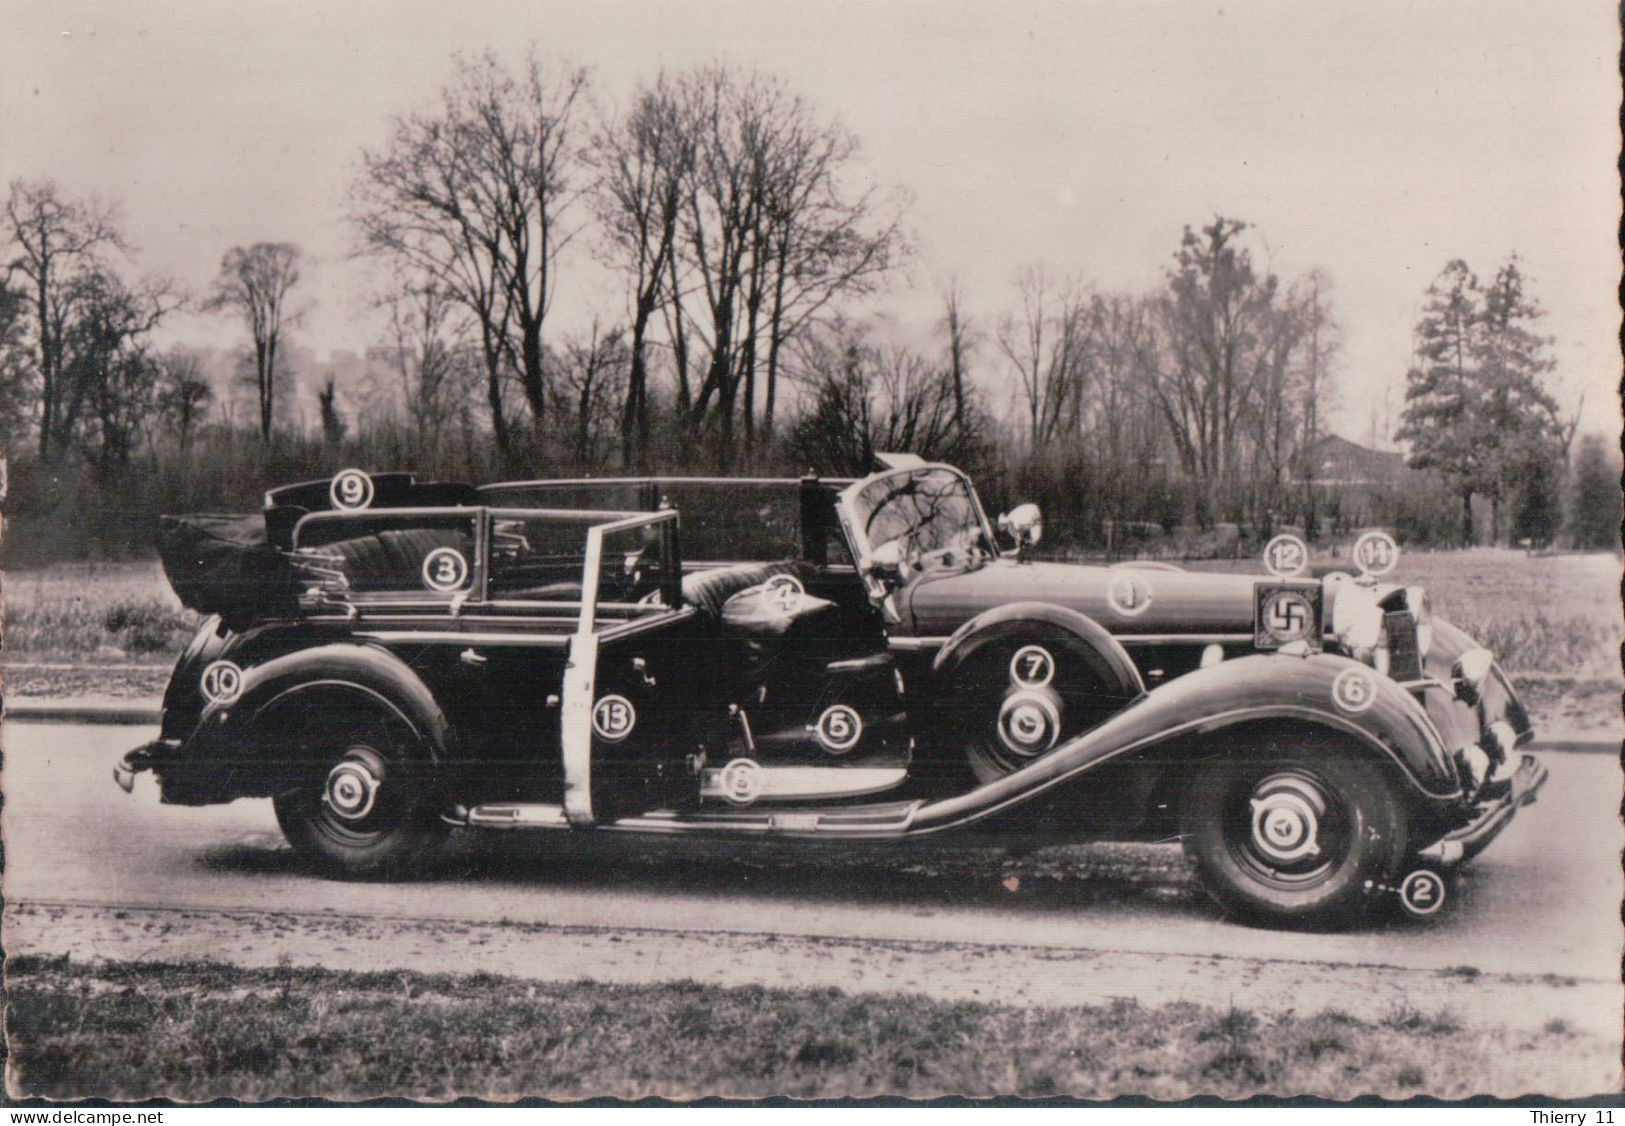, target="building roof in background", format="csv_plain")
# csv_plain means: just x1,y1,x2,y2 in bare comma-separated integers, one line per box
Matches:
1303,434,1406,486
